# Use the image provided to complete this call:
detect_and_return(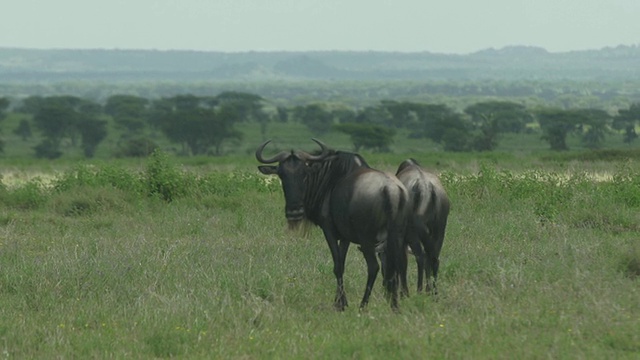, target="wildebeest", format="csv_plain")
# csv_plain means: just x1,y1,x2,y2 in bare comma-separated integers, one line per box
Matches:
256,139,409,311
396,158,450,295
